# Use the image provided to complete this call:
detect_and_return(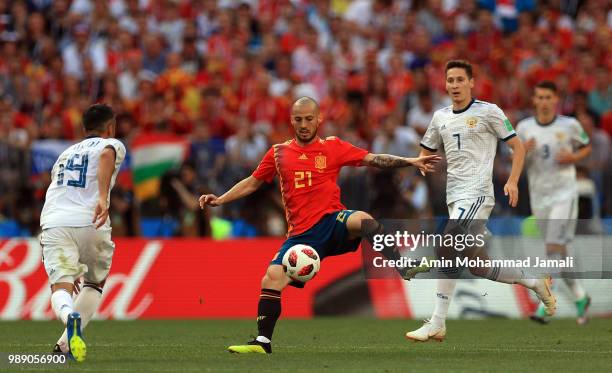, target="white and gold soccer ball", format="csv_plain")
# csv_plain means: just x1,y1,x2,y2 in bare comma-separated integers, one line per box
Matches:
282,244,321,282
